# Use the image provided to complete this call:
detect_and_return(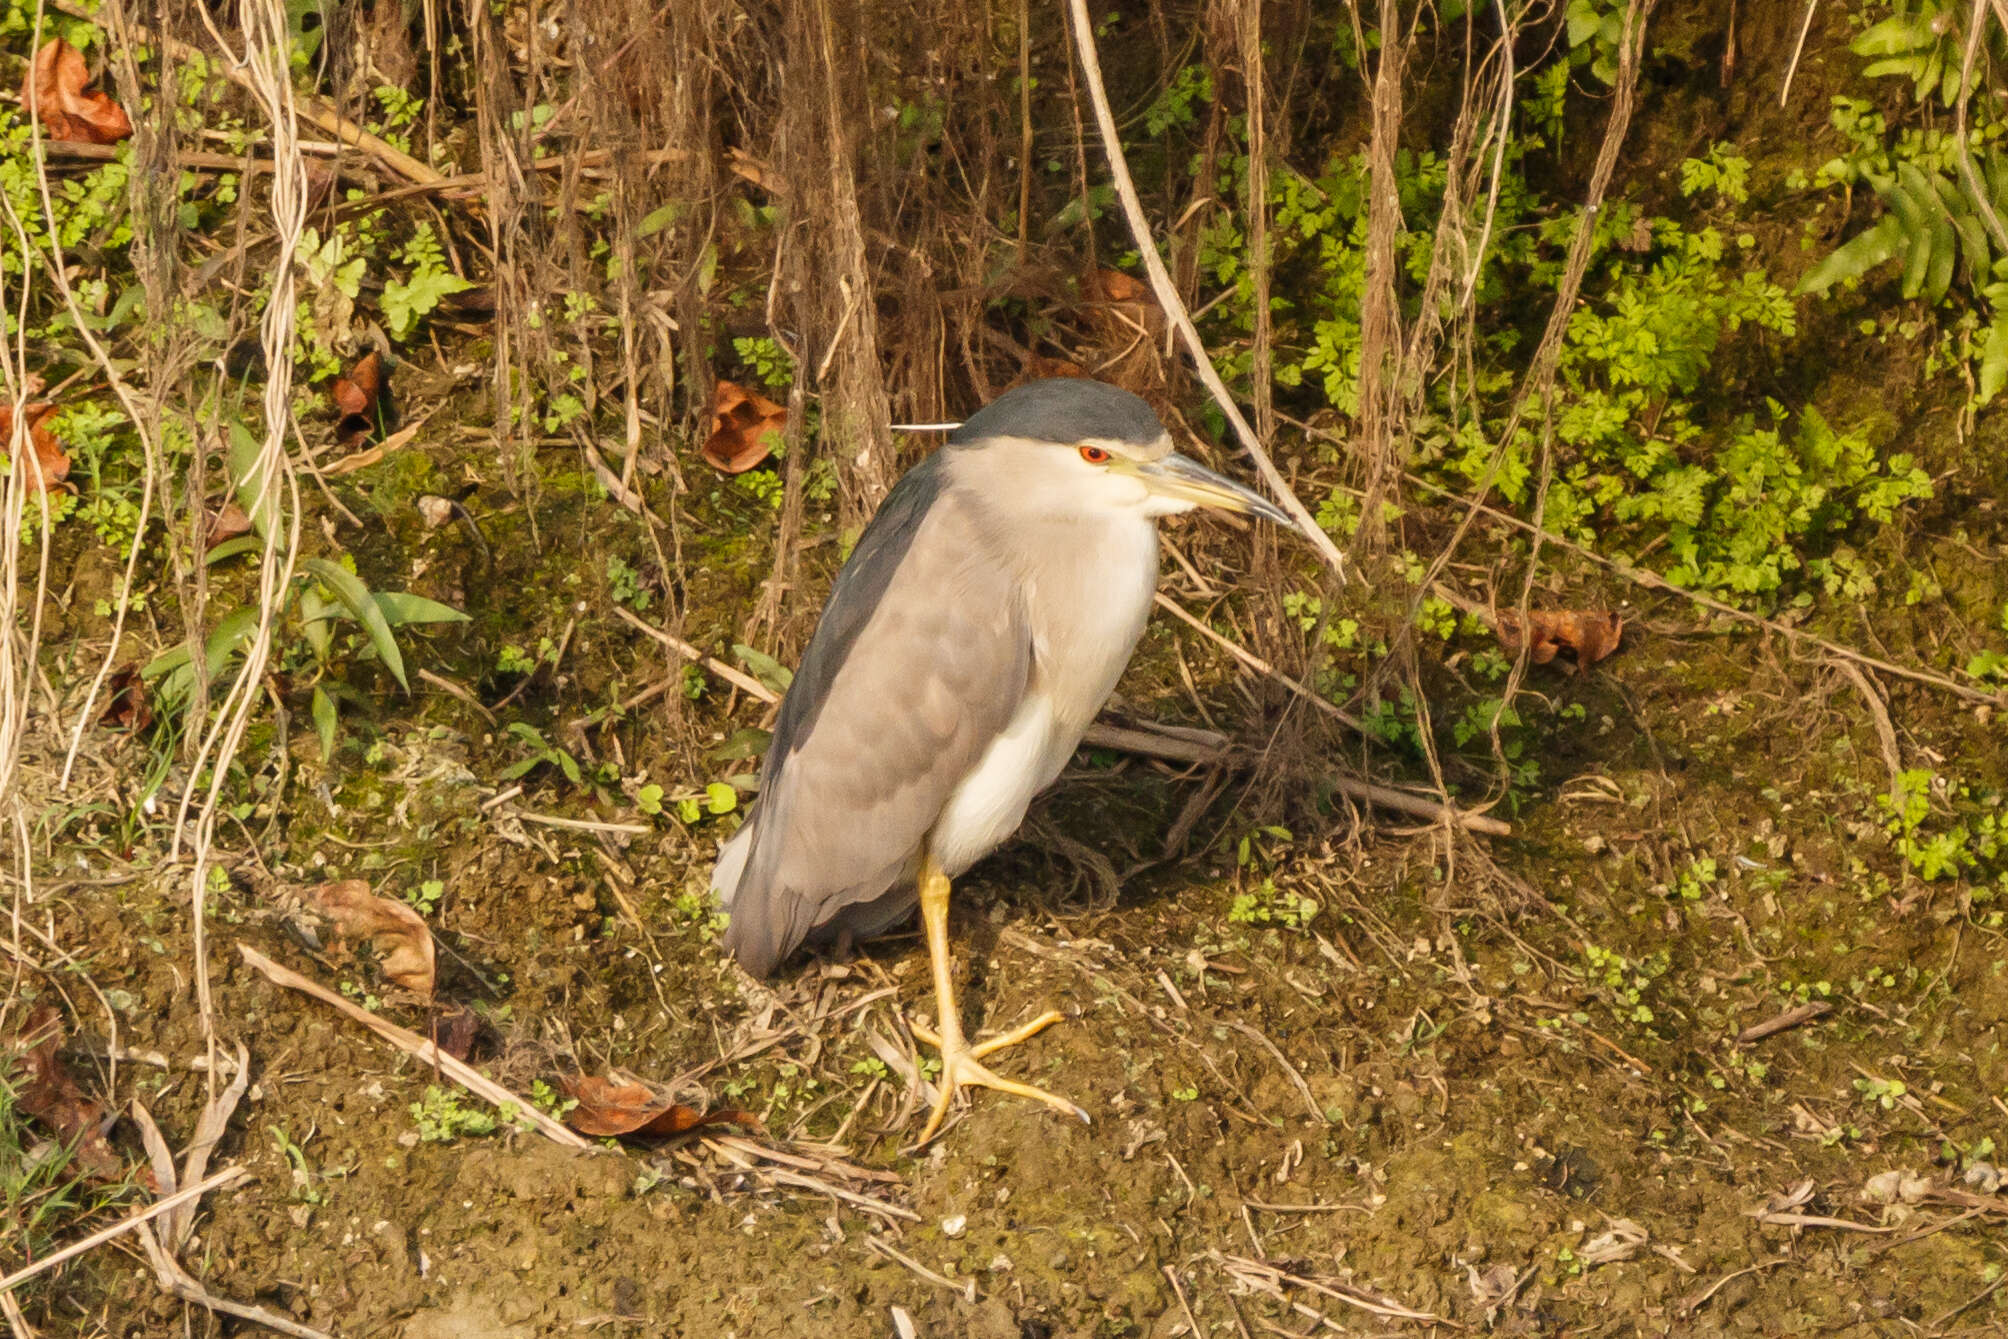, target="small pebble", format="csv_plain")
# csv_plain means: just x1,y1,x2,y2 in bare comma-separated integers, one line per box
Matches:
941,1214,967,1238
